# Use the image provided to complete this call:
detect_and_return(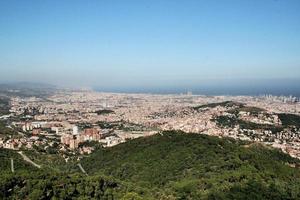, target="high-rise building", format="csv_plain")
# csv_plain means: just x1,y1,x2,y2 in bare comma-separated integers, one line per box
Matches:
72,126,78,135
69,137,78,149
